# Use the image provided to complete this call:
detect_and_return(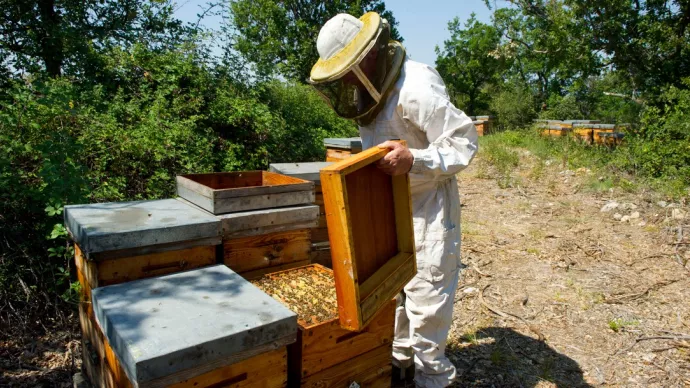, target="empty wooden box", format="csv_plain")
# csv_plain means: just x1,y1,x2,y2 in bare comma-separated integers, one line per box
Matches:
176,171,314,214
320,143,416,331
90,265,297,387
250,264,394,387
269,162,335,268
324,138,363,162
